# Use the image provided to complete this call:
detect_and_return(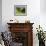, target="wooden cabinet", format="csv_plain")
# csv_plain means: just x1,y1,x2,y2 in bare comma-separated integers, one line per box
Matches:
7,23,34,46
